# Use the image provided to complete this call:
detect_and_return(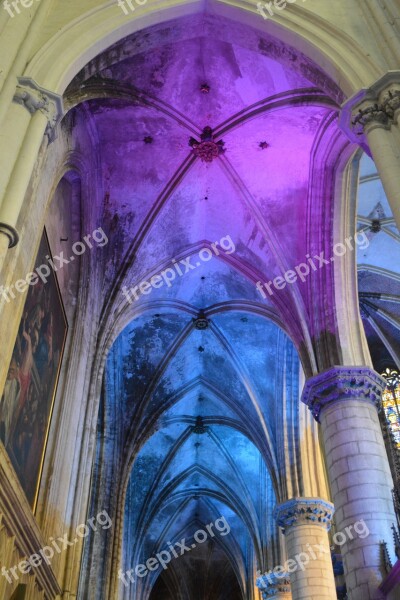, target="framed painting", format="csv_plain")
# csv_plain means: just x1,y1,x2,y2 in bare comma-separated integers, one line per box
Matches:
0,229,68,511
